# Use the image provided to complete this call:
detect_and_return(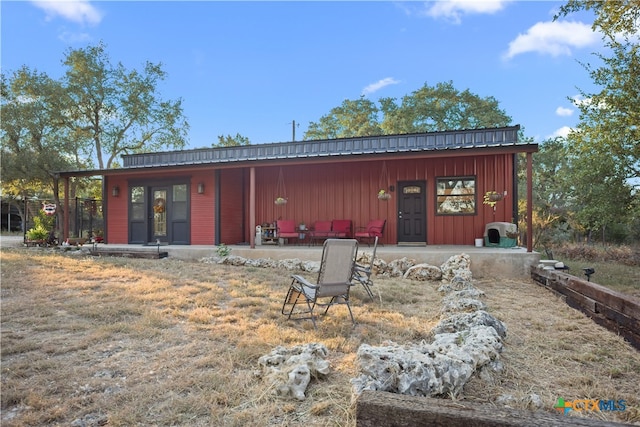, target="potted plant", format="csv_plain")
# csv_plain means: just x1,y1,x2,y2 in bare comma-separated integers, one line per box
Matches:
483,191,503,208
274,197,288,205
377,189,391,200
